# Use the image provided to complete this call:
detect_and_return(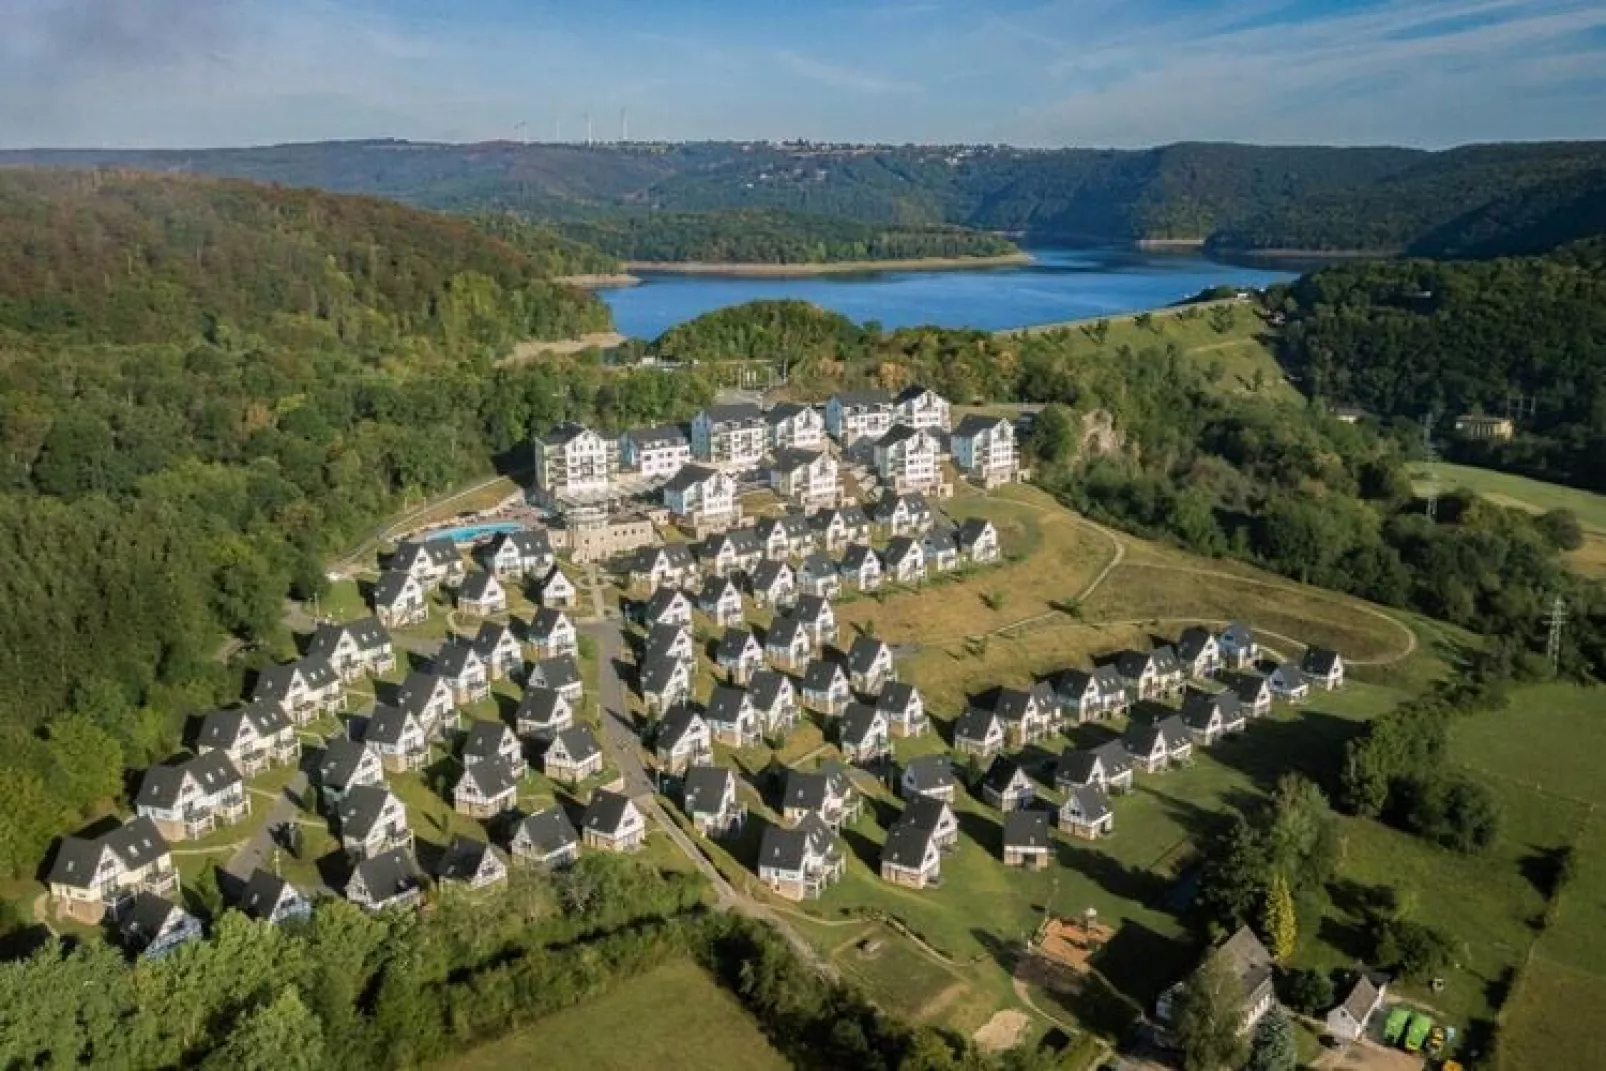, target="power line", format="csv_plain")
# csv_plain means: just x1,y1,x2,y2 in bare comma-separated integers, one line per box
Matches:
1546,595,1567,677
